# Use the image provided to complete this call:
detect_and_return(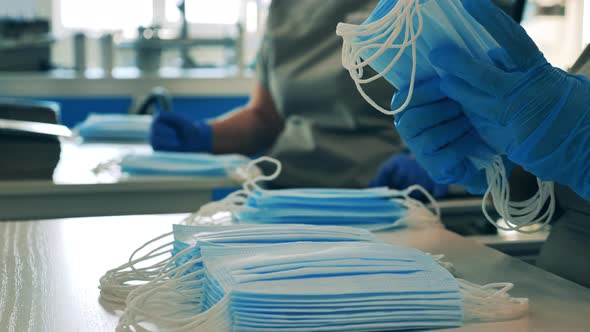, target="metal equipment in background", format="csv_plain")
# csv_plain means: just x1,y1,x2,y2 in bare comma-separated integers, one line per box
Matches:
177,0,197,69
0,18,54,71
117,0,243,72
